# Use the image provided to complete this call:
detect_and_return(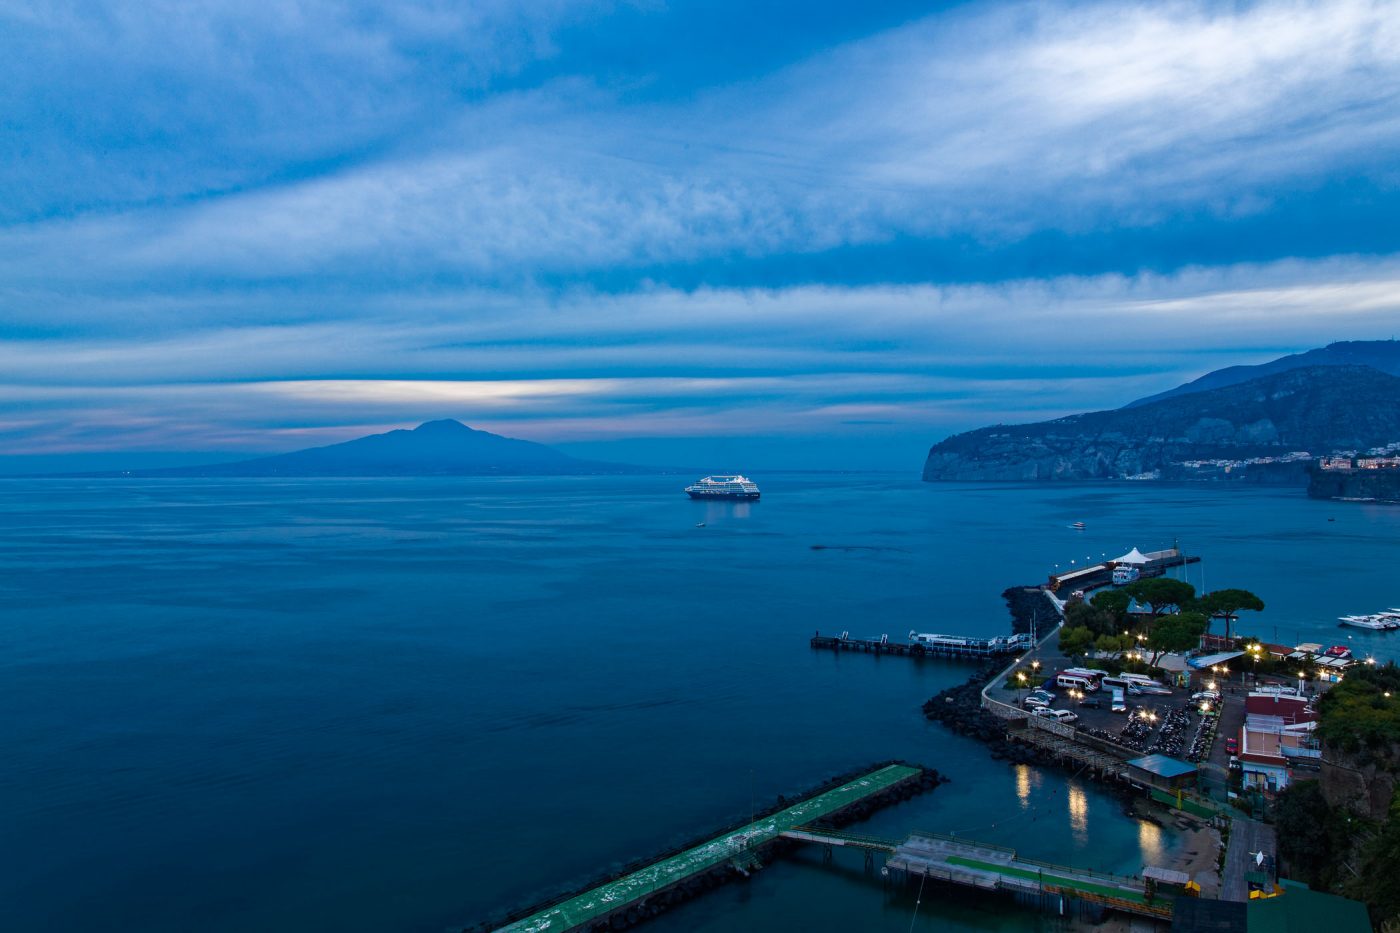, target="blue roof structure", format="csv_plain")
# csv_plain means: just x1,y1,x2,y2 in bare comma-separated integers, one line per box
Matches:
1126,754,1198,779
1188,651,1245,669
